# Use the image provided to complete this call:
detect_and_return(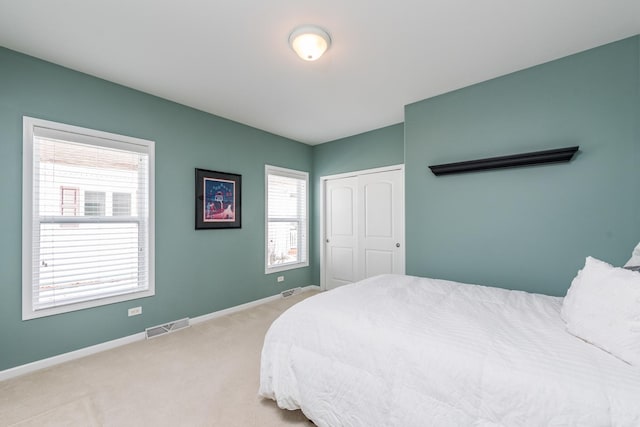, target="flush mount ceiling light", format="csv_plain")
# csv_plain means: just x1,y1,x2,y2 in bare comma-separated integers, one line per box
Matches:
288,25,331,61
